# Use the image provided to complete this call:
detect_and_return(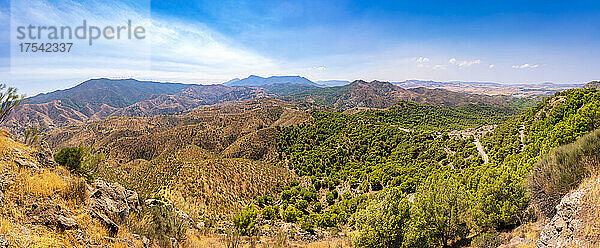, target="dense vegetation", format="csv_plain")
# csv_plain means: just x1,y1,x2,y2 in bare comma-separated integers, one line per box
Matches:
276,101,509,195
238,87,600,247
